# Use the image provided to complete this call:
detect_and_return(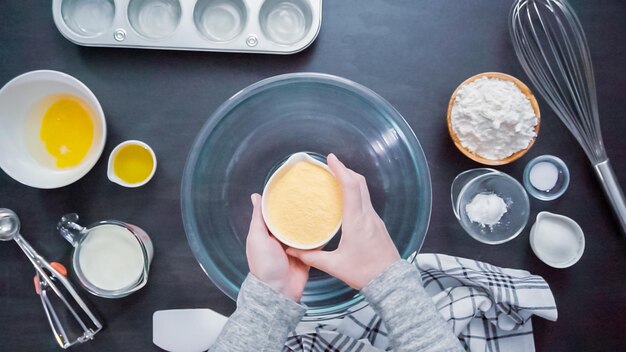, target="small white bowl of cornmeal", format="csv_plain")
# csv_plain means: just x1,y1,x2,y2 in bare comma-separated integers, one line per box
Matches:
262,152,343,250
